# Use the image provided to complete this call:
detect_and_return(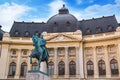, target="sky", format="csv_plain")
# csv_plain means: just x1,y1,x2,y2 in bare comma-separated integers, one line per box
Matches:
0,0,120,32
